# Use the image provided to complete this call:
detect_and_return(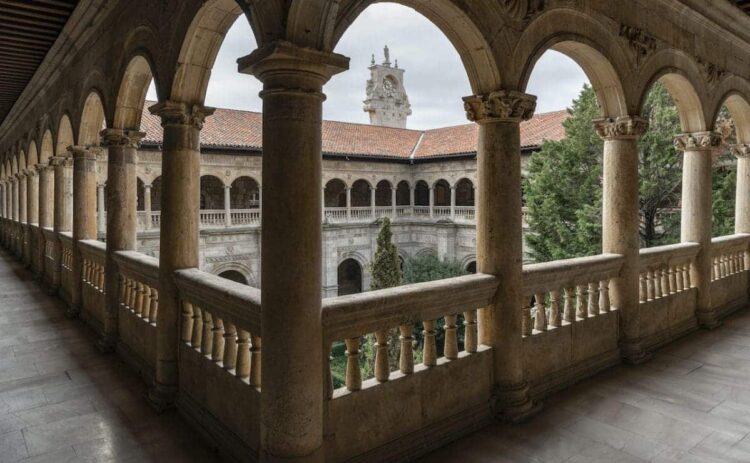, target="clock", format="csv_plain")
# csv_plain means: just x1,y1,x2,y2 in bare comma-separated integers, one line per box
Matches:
382,77,395,97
